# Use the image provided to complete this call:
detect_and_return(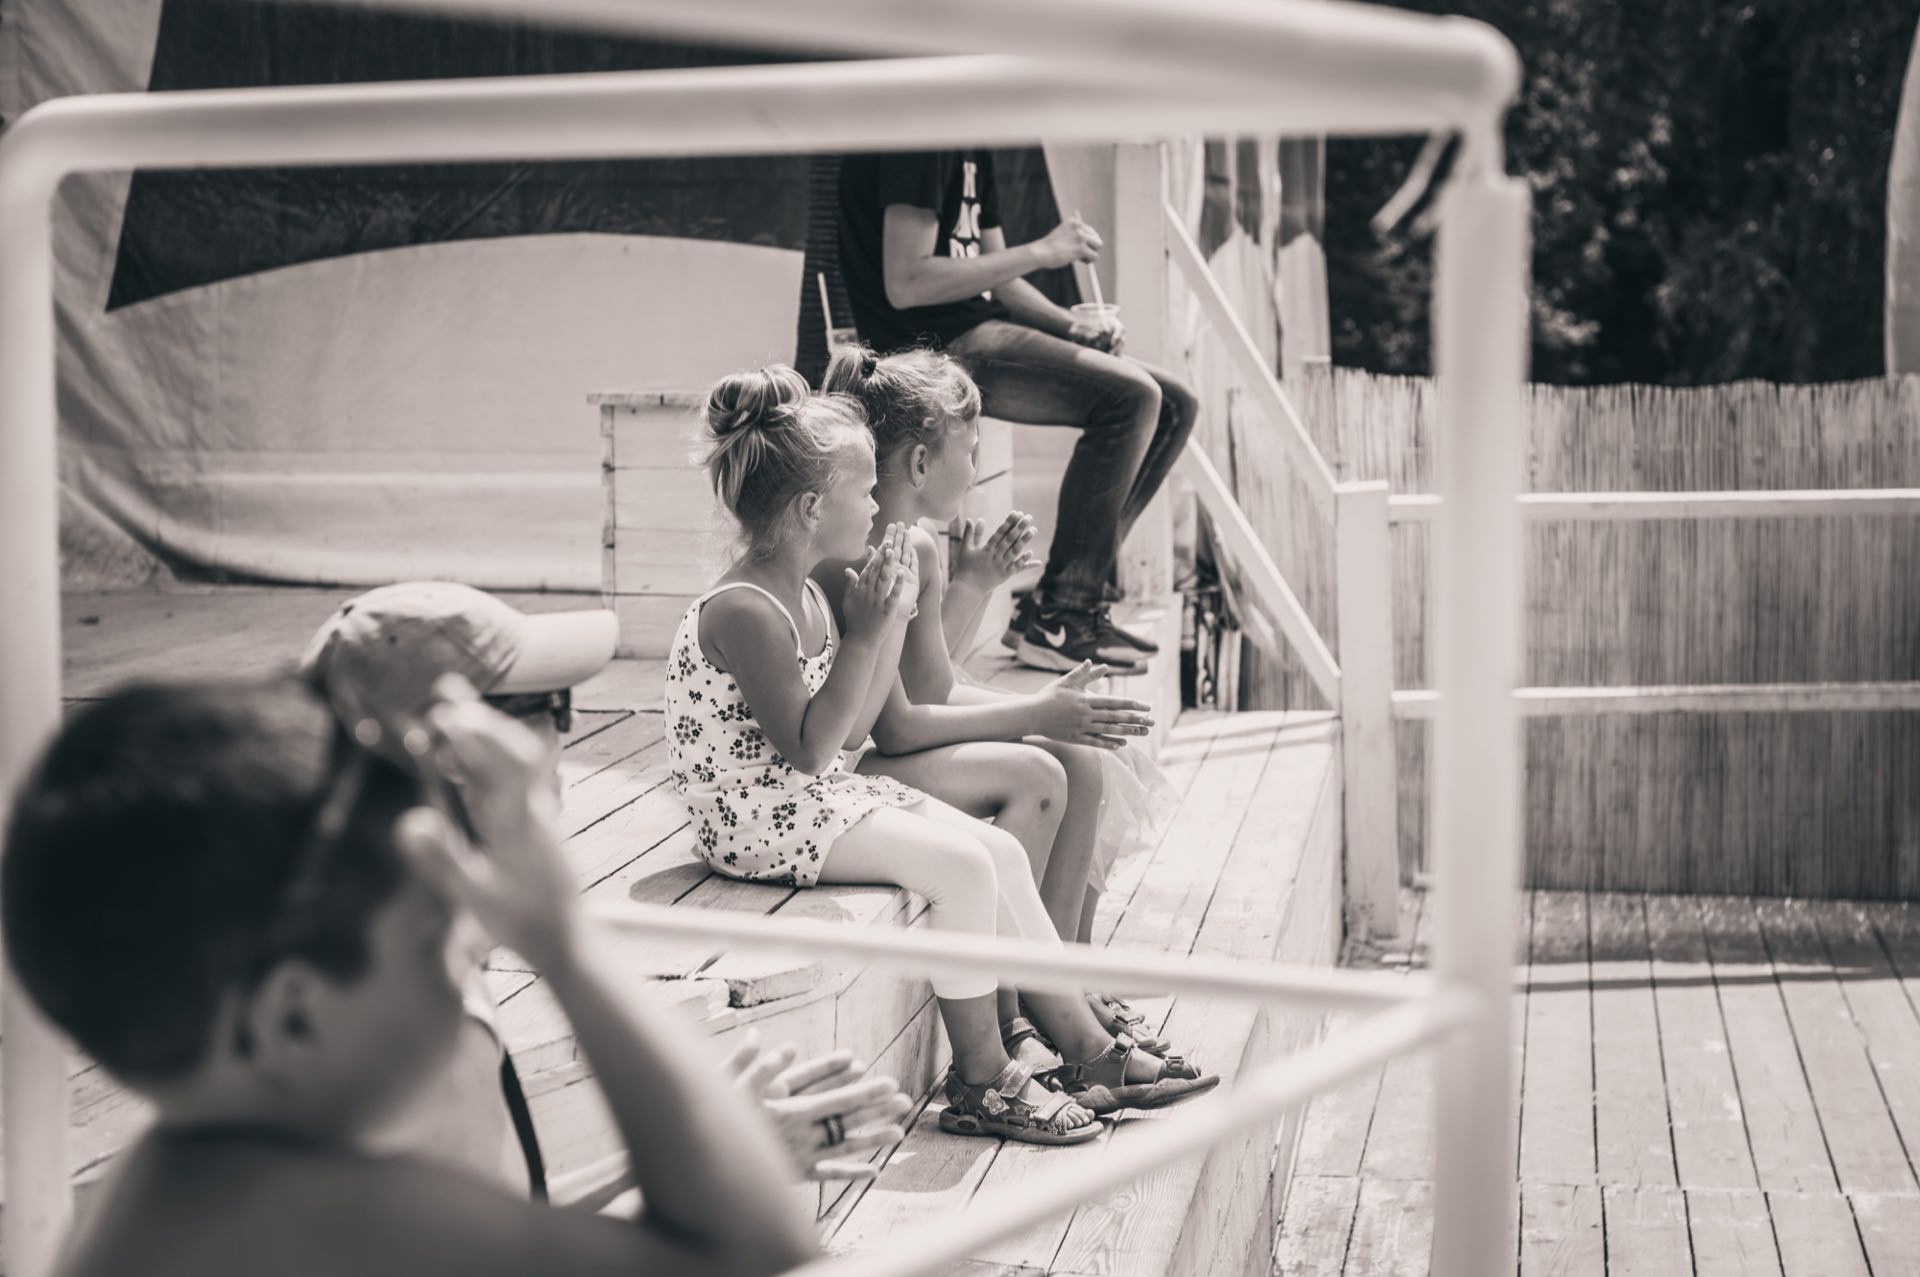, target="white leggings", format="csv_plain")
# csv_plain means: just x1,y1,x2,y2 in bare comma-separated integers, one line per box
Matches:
819,795,1060,1000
